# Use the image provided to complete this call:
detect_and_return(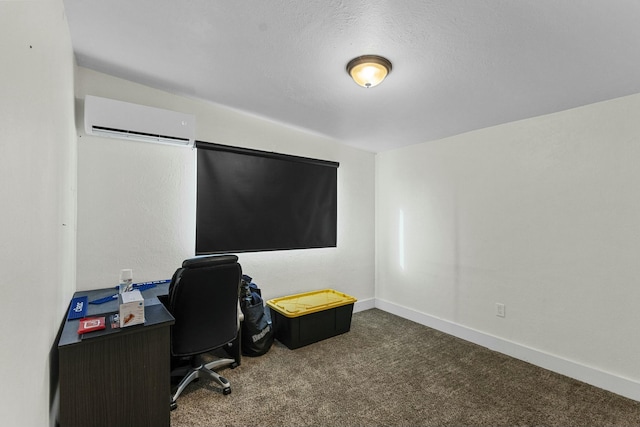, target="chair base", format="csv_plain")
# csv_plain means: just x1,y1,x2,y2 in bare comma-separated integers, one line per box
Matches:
169,334,241,410
170,357,235,407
